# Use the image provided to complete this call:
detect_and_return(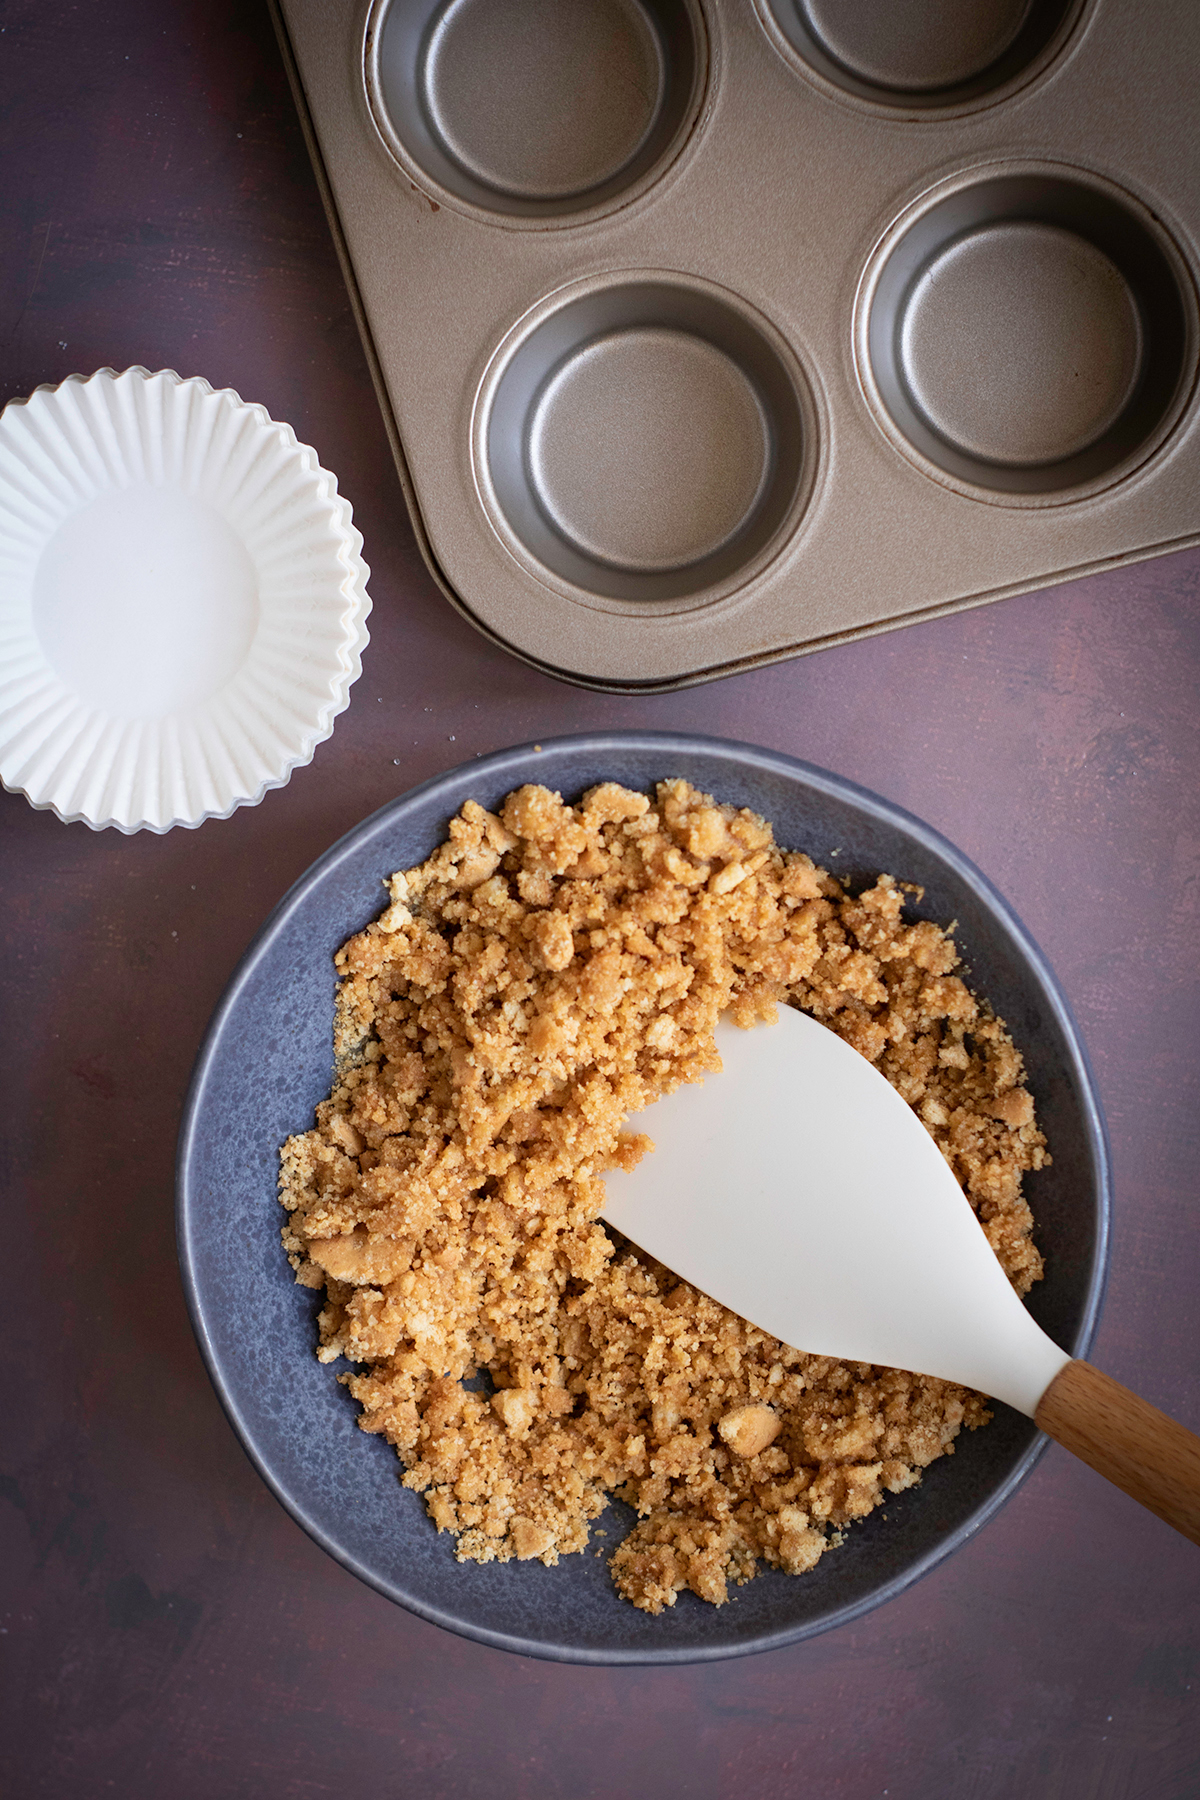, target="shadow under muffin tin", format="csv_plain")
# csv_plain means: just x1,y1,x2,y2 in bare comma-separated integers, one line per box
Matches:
271,0,1200,690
